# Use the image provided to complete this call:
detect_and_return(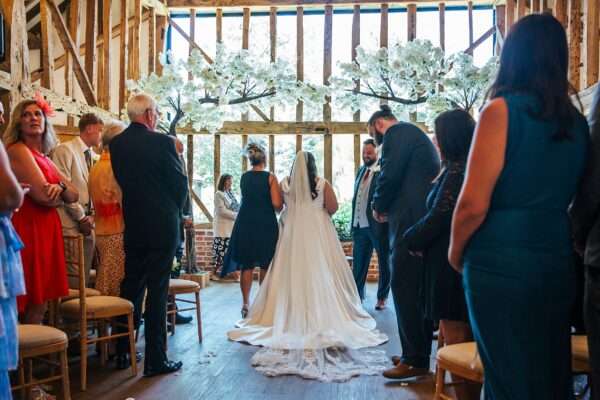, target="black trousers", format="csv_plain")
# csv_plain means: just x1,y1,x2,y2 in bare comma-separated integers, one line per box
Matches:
352,227,391,301
585,266,600,400
391,242,433,369
117,245,177,369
